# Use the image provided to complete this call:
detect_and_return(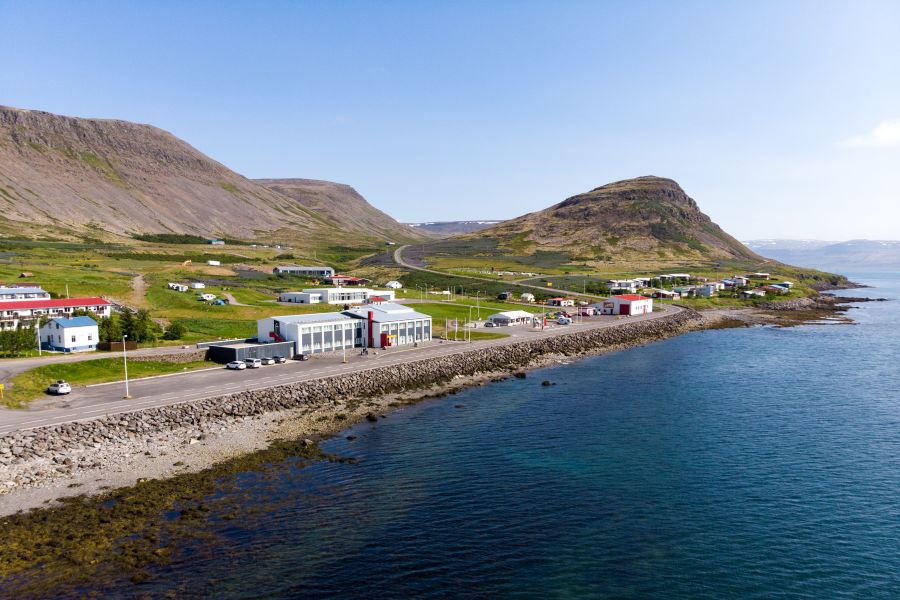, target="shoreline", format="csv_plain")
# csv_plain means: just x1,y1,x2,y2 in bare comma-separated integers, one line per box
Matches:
0,308,705,516
0,291,878,517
